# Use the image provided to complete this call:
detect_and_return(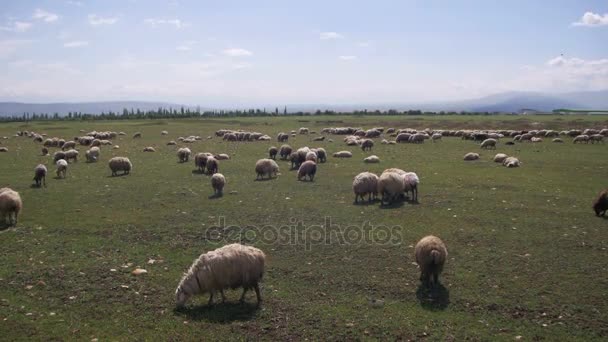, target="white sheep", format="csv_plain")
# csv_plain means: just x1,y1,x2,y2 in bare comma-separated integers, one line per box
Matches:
268,146,278,160
206,157,219,175
493,153,508,163
360,139,374,151
463,152,480,161
175,243,266,307
85,147,100,162
194,152,213,173
0,188,22,227
255,159,279,180
352,172,379,203
503,156,521,168
315,148,327,163
177,147,192,163
480,138,497,149
415,235,448,288
211,173,226,195
109,157,132,176
33,164,47,187
55,158,68,178
297,160,317,181
333,151,353,158
377,171,404,205
279,145,292,160
573,135,589,144
403,172,419,202
431,133,442,142
364,155,380,163
143,146,156,152
305,151,318,163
